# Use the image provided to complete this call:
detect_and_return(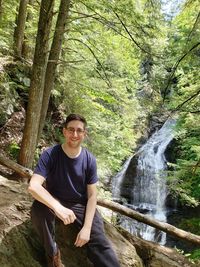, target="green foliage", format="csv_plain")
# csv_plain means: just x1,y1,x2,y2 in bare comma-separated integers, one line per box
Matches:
188,249,200,263
8,142,20,159
167,114,200,206
0,60,31,125
160,0,200,208
175,247,200,265
0,0,18,53
47,0,151,178
0,0,199,224
0,65,19,125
